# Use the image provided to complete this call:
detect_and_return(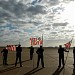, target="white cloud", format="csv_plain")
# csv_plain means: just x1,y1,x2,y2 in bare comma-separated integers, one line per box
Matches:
0,0,75,47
